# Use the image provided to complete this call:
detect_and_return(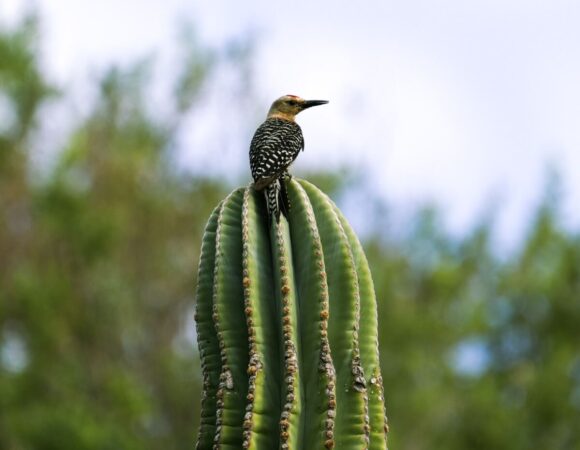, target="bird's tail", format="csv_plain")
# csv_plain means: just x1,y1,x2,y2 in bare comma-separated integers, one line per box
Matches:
263,178,292,224
264,180,281,224
279,177,291,219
